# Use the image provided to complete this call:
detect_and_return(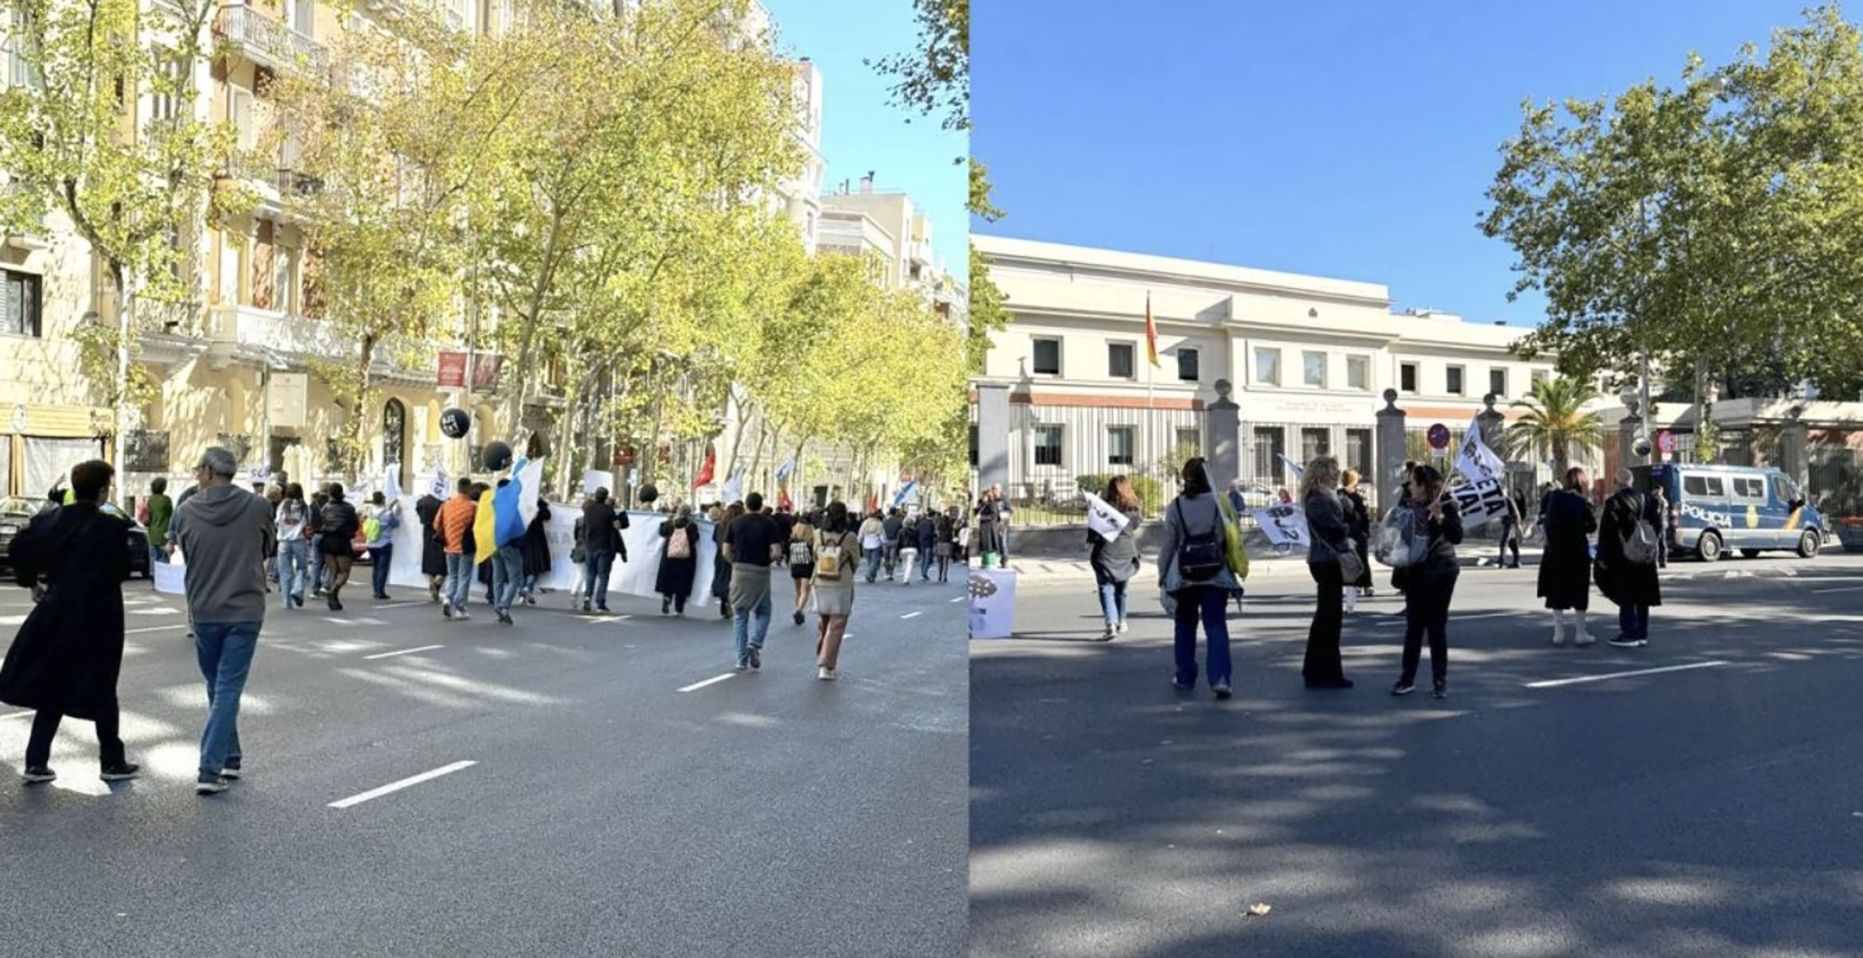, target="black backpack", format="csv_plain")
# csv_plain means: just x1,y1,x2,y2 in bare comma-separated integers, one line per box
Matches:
1173,499,1224,582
